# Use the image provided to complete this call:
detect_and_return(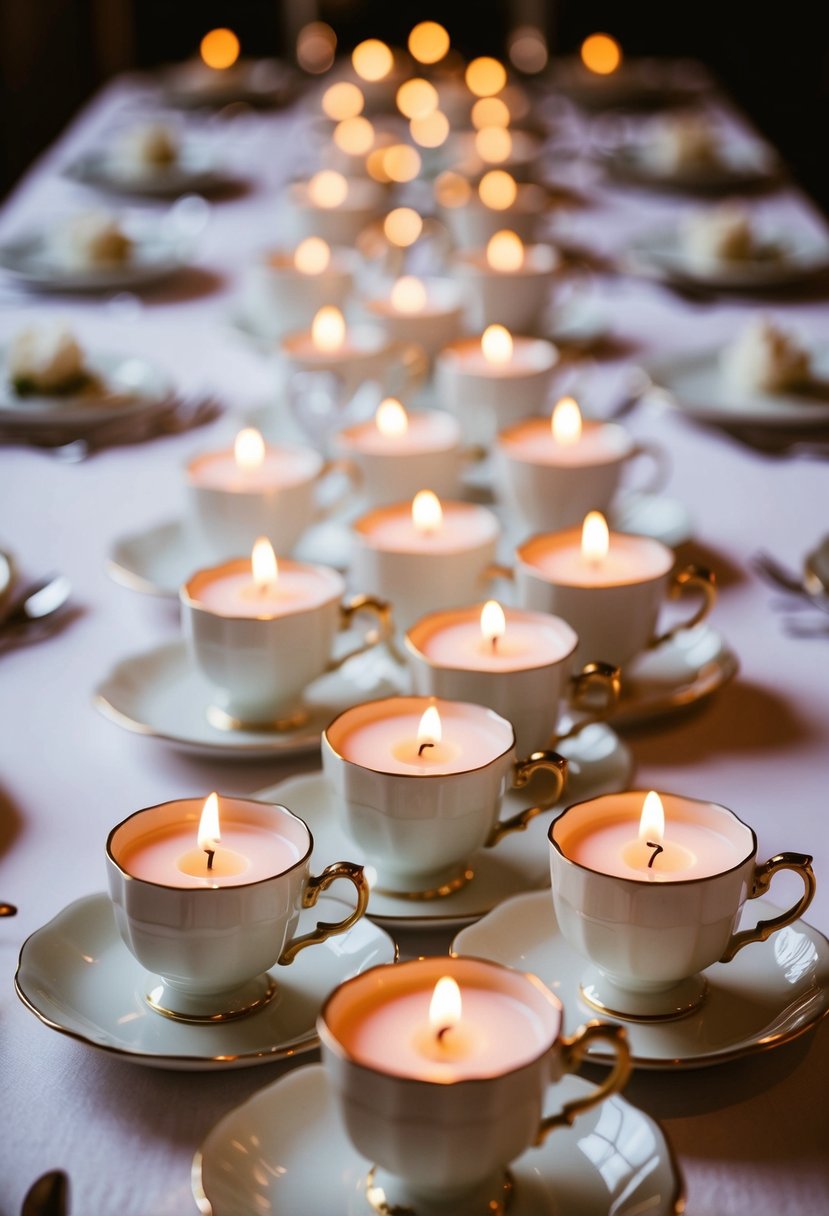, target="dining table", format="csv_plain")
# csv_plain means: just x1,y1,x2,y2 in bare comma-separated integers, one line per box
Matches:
1,54,828,1216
